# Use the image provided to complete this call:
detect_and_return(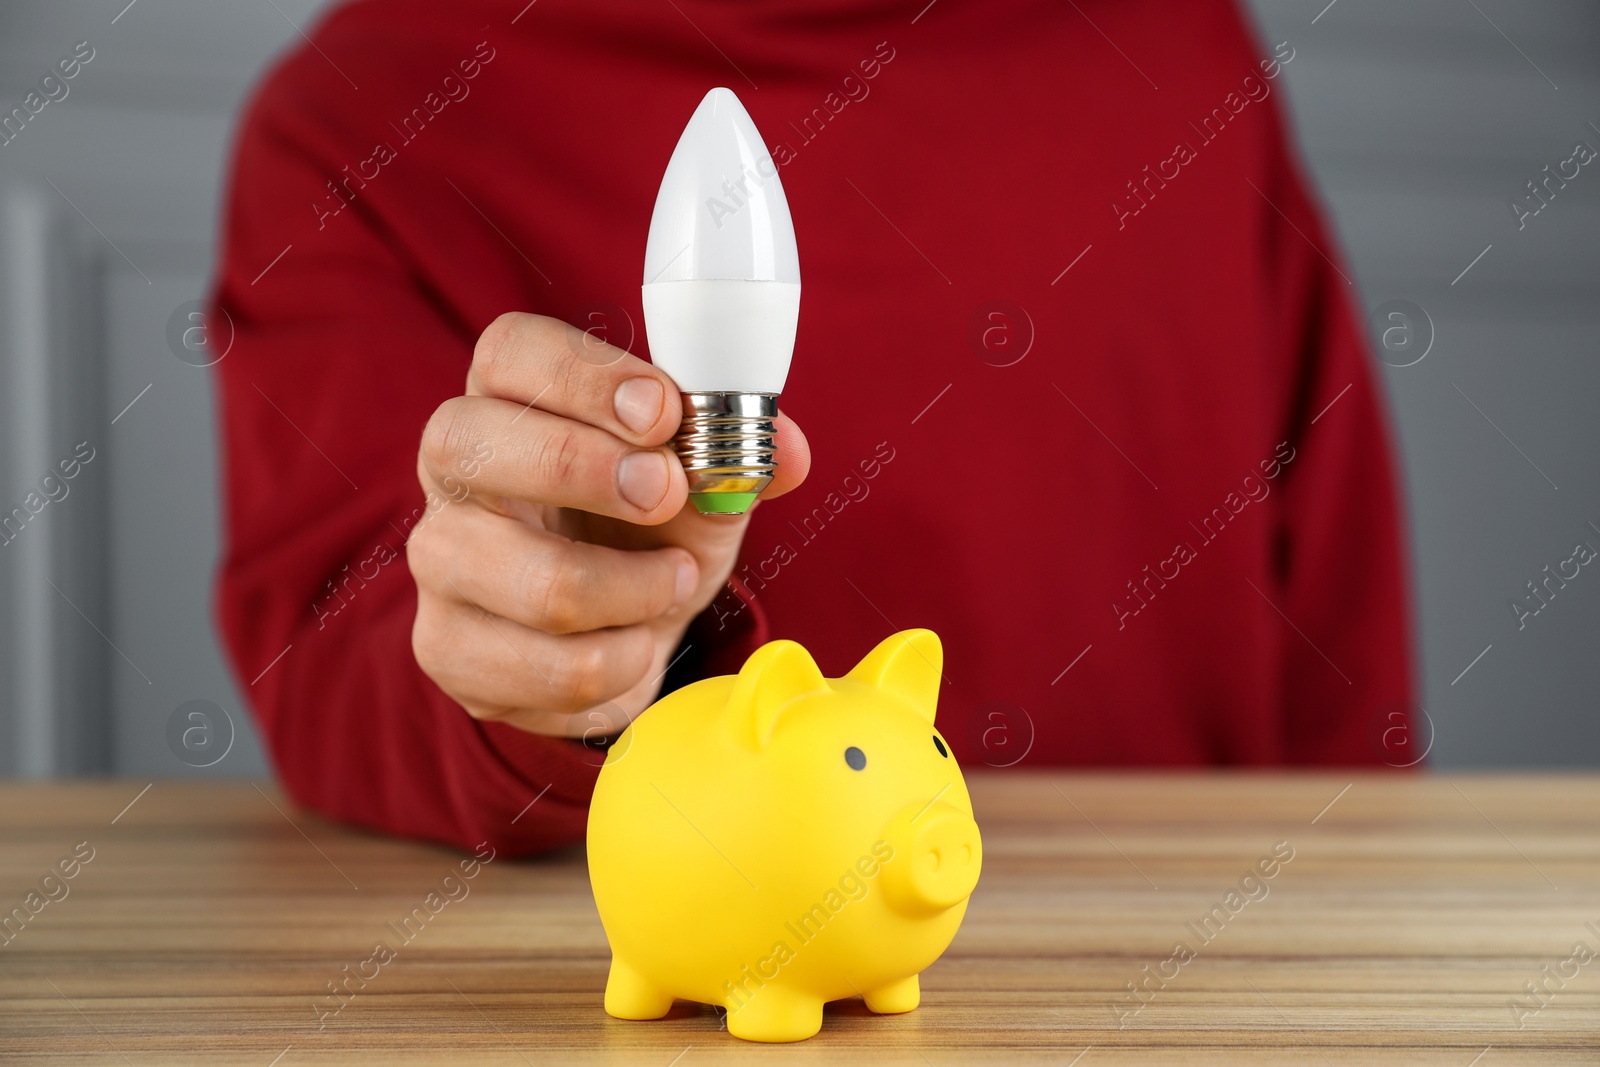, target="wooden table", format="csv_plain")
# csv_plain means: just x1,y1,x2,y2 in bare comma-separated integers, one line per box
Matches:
2,774,1597,1065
